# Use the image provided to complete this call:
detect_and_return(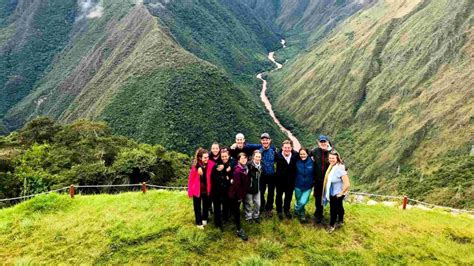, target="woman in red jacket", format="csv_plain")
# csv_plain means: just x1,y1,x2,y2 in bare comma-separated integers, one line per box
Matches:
228,152,249,241
188,148,215,229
